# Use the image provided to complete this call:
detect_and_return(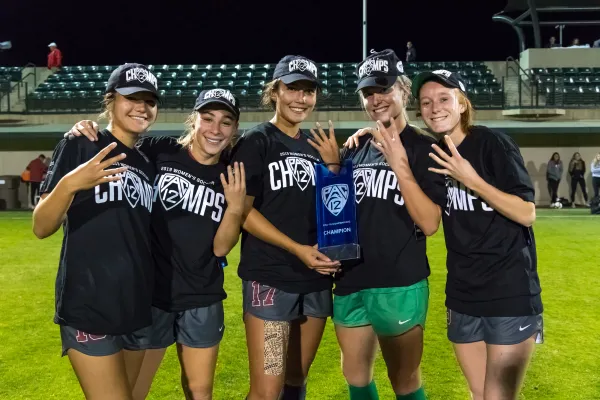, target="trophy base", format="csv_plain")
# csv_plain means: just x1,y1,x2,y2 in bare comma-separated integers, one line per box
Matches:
320,243,361,261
